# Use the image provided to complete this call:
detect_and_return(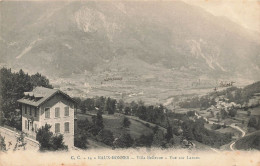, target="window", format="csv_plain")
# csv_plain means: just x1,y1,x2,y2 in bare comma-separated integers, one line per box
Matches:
25,120,27,129
25,106,27,114
34,109,37,117
31,107,35,116
55,107,60,118
22,105,25,114
64,122,69,132
34,124,37,132
27,106,30,114
55,123,60,133
45,108,50,118
29,106,32,116
64,107,69,116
